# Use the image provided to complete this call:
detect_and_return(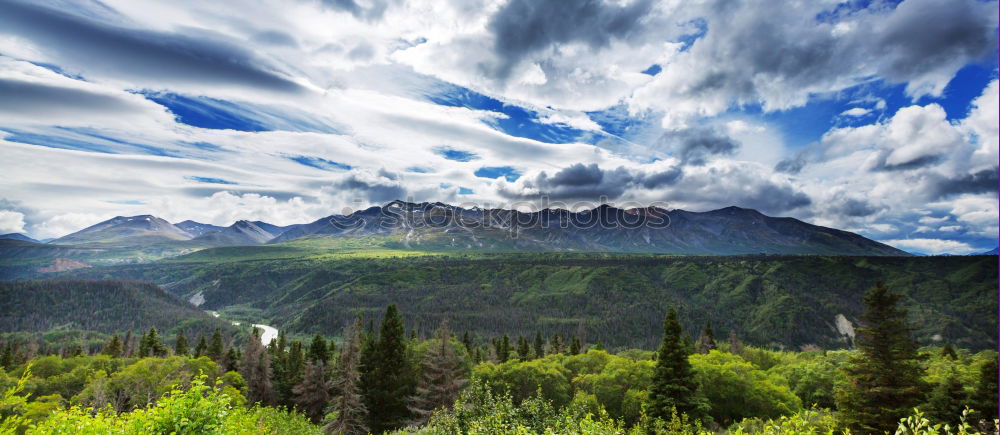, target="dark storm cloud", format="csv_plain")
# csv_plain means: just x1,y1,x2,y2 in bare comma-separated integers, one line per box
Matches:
500,163,684,200
0,78,144,115
0,1,304,93
841,198,881,217
875,0,997,82
932,168,999,199
336,175,407,203
488,0,654,78
774,153,808,175
658,127,738,165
